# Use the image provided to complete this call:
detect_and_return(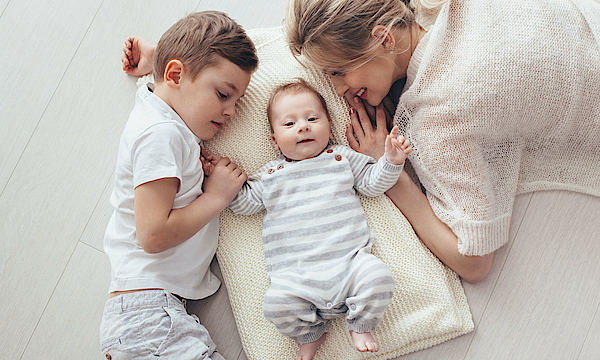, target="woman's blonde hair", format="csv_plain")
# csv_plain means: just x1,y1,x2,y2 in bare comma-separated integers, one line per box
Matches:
284,0,417,72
